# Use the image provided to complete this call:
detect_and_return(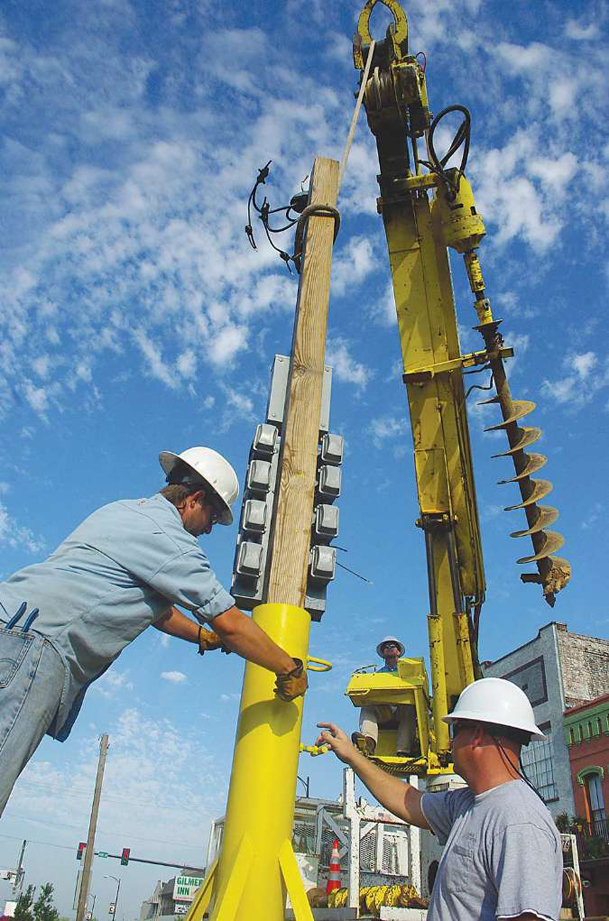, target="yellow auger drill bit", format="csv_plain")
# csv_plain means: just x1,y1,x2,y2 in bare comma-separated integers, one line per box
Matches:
435,173,570,606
